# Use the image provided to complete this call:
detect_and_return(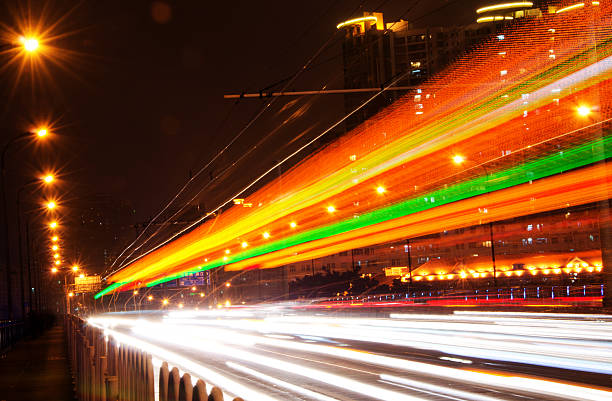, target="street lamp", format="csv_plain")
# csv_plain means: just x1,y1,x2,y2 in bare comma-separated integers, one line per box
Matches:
49,221,58,229
577,105,591,117
1,129,51,319
452,154,465,165
46,201,57,210
72,265,79,272
19,36,40,53
15,175,56,316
